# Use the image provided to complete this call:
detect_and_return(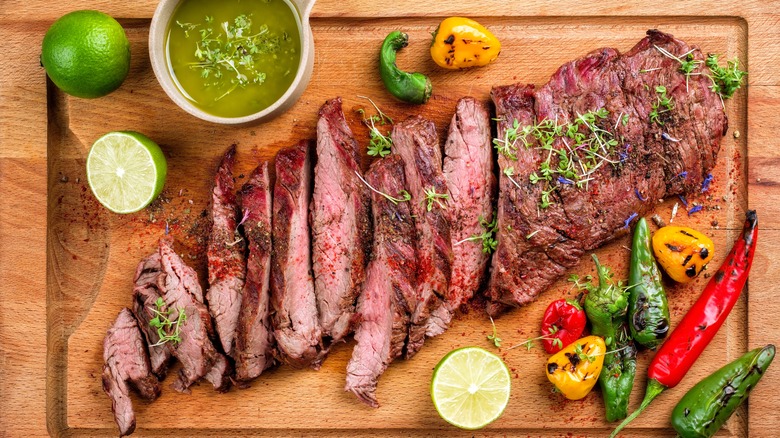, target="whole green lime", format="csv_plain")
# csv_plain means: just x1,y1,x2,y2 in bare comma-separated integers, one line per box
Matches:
41,10,131,98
